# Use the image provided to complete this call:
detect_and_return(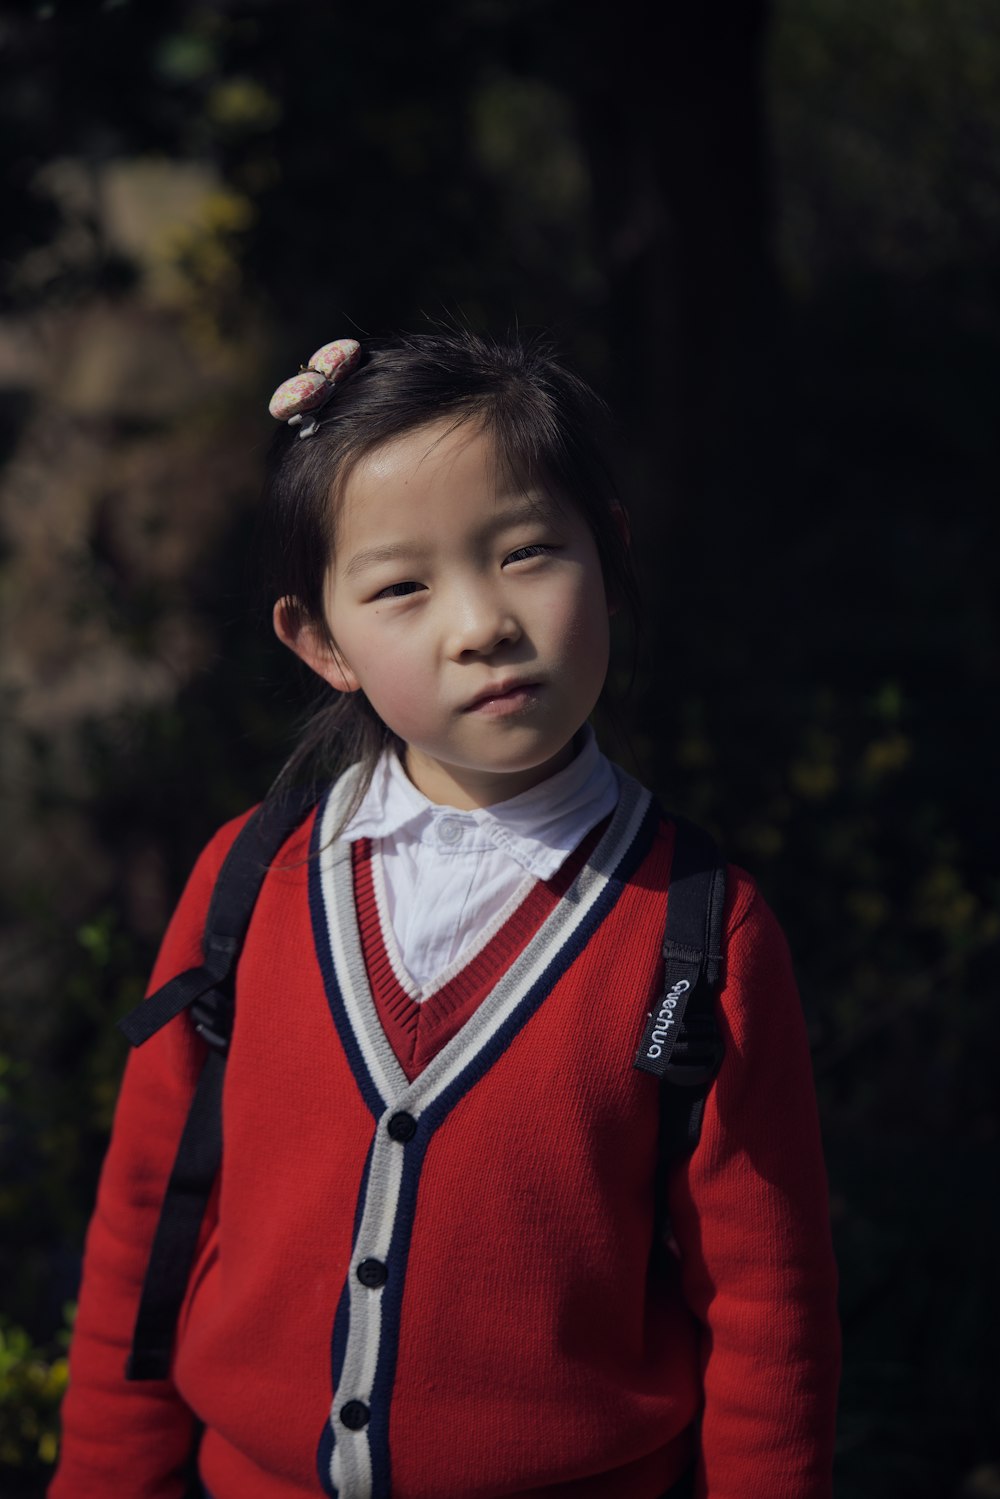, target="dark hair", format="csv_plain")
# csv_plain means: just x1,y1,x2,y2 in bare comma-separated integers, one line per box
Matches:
260,327,639,802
